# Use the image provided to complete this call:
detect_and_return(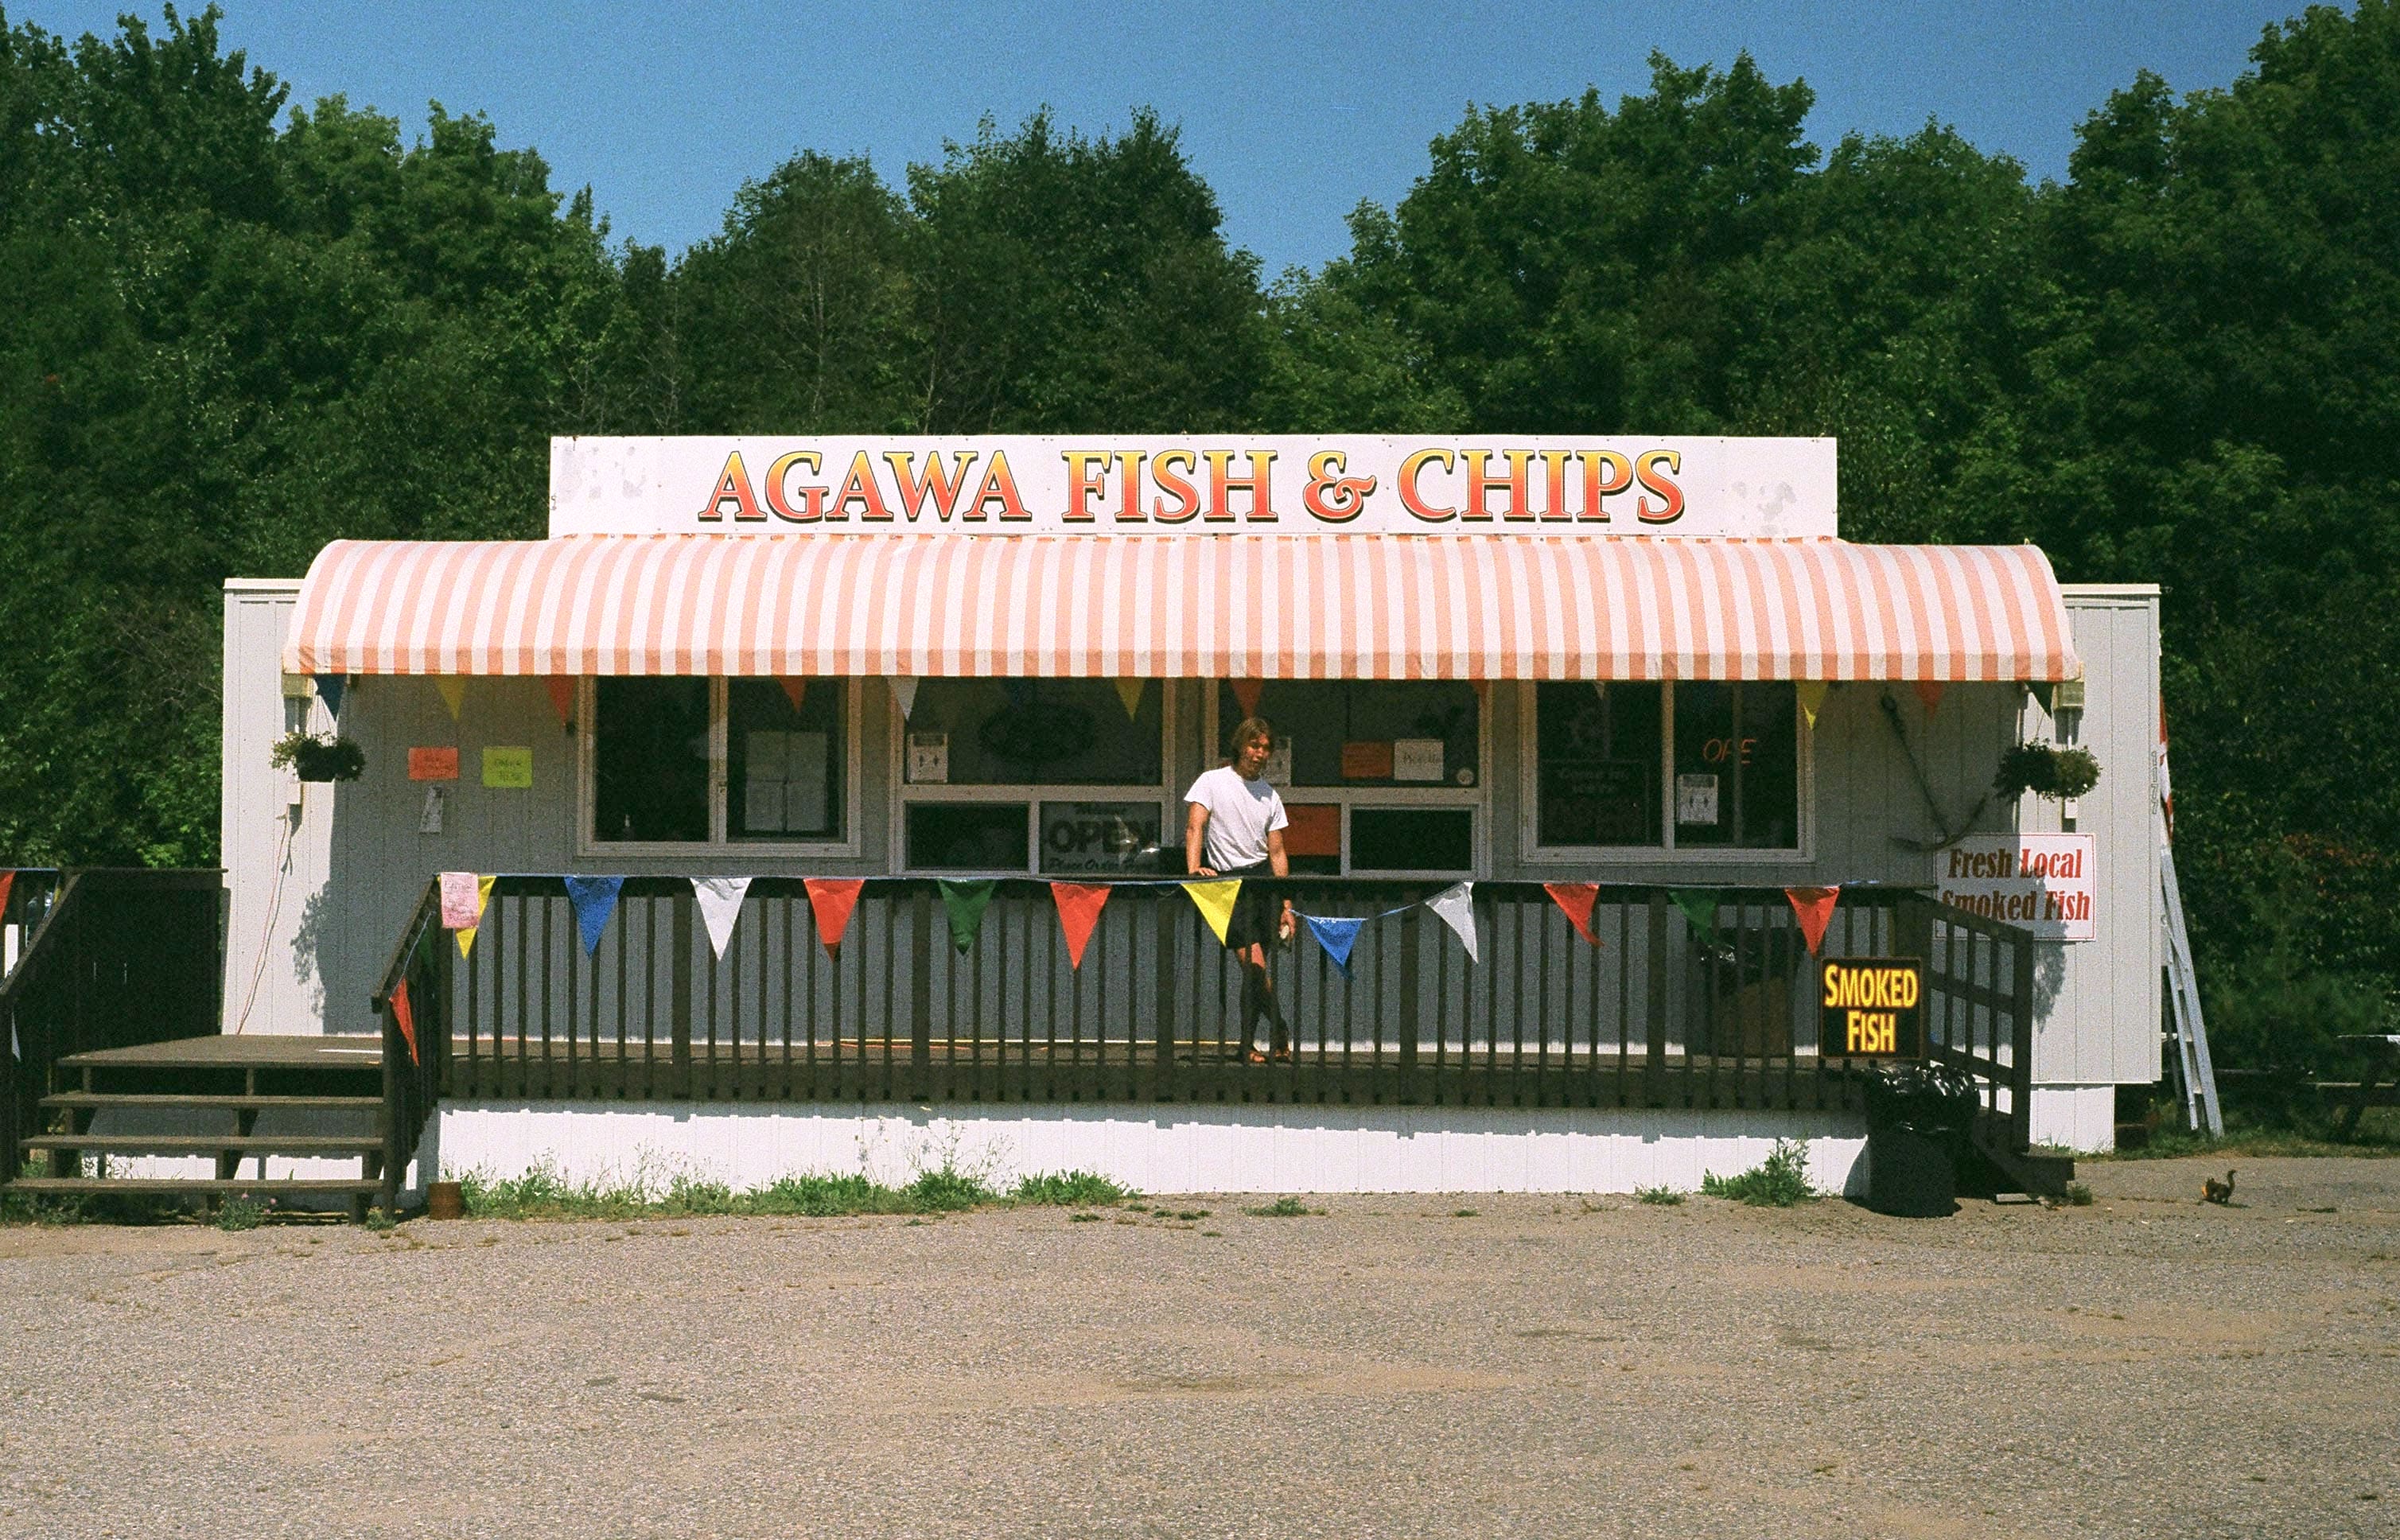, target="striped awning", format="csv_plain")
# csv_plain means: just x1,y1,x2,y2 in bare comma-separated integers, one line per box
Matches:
281,535,2078,682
